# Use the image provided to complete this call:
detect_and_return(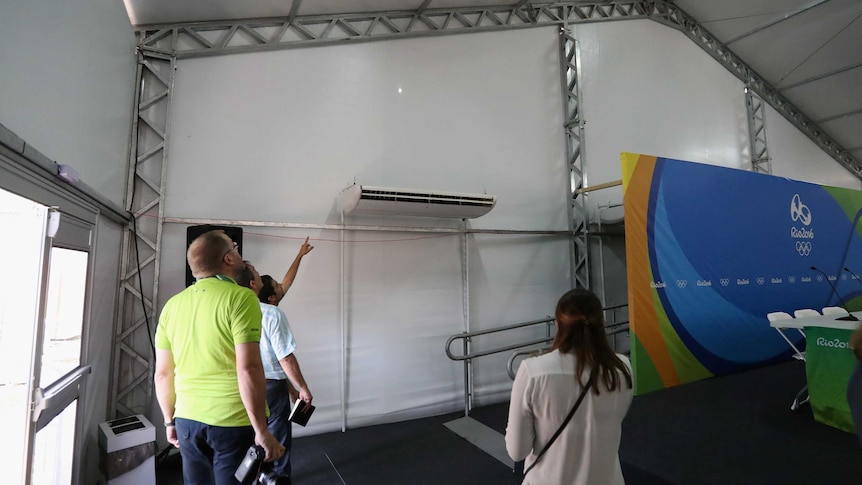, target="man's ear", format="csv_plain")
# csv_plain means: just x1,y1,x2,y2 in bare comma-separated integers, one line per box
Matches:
267,294,277,305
